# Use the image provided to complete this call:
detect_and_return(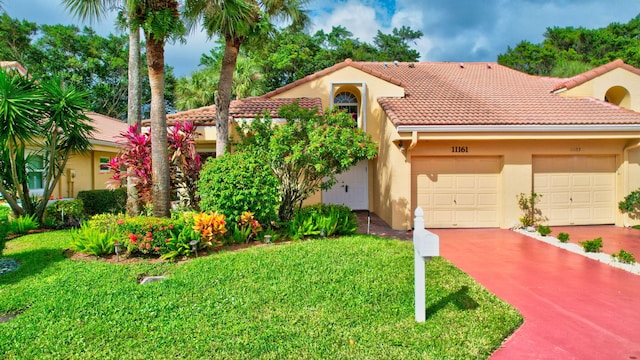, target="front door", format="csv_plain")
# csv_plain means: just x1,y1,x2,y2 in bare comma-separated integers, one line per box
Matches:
322,160,368,210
